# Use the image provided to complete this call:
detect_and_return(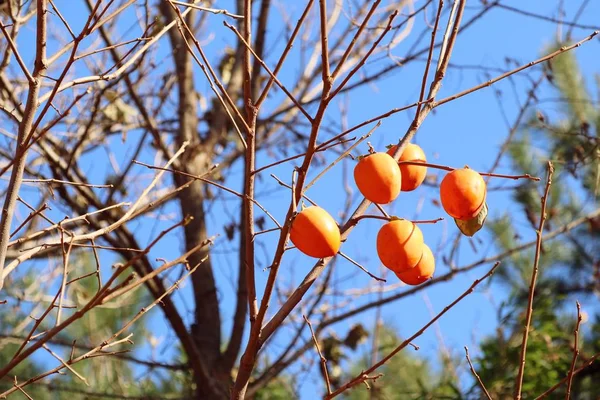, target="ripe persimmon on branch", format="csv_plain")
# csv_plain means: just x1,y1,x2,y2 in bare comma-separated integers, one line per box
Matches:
0,0,598,399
